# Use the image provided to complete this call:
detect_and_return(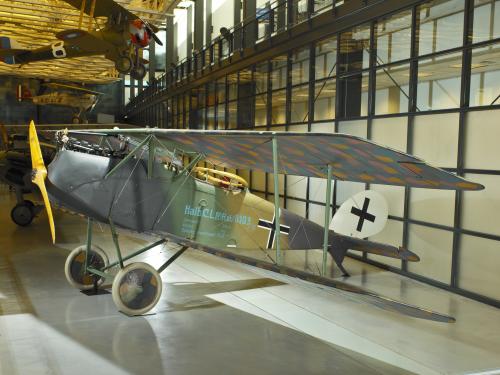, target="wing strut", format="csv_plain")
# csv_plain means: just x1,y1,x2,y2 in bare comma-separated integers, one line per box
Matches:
322,164,333,276
78,0,86,29
105,134,152,179
272,136,282,264
88,0,97,31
